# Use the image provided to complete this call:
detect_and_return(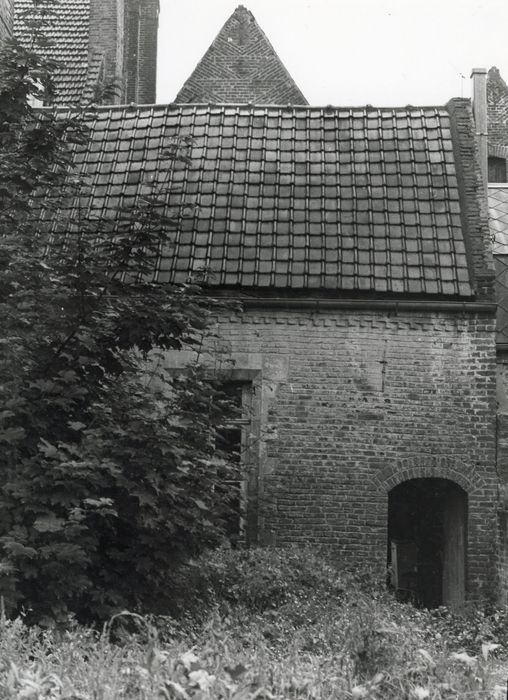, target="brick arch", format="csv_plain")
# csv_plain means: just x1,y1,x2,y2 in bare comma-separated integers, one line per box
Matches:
373,458,480,495
489,143,508,159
